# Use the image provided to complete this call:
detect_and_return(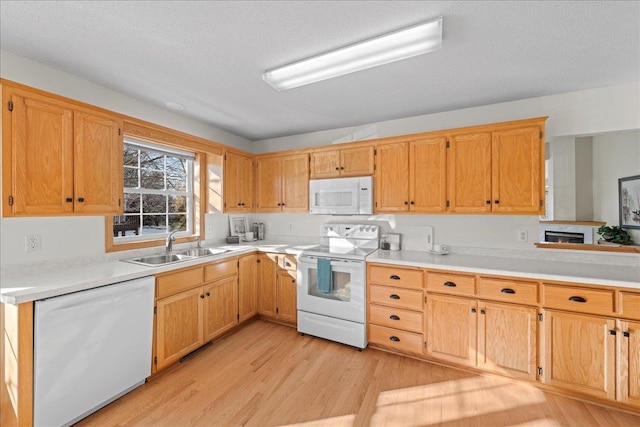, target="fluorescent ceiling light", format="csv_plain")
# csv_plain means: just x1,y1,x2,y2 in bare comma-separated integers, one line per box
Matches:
263,16,443,91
